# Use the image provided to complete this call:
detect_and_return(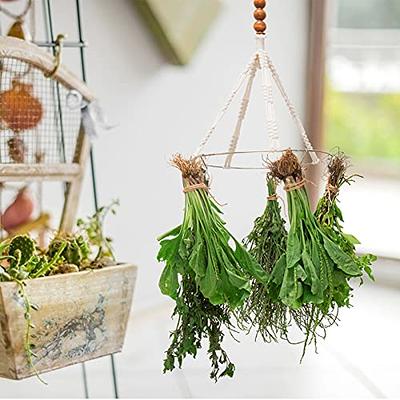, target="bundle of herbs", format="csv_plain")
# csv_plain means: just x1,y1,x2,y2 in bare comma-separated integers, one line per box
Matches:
268,149,370,358
315,153,376,284
241,175,333,347
157,154,267,381
239,176,290,342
